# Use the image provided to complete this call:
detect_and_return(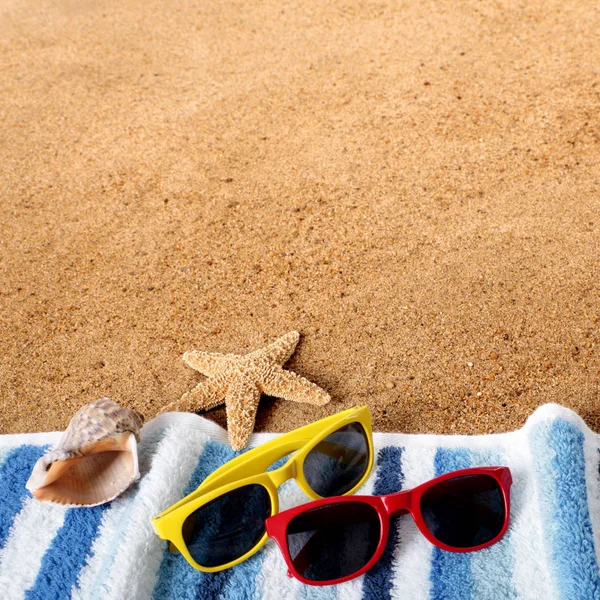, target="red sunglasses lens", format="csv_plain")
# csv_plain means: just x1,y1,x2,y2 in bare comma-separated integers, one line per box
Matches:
286,502,380,582
420,474,505,549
